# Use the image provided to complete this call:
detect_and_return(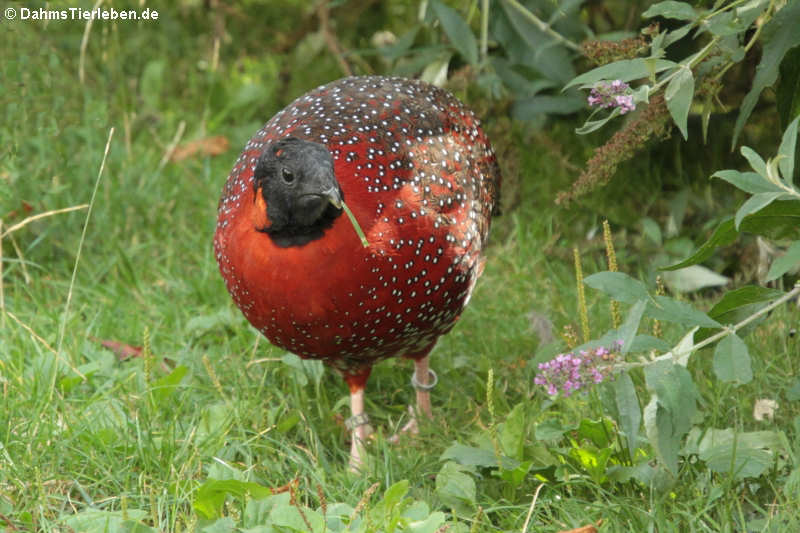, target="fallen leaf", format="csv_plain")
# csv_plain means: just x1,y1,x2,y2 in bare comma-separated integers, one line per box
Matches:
558,521,602,533
90,336,175,371
170,135,230,162
91,336,142,360
753,398,778,422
